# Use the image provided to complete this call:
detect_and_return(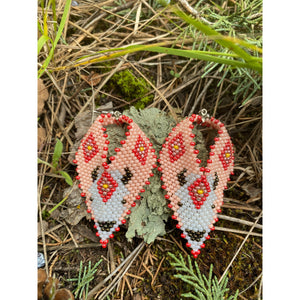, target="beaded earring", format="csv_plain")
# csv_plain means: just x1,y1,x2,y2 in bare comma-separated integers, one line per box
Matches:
73,112,157,248
158,109,234,258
